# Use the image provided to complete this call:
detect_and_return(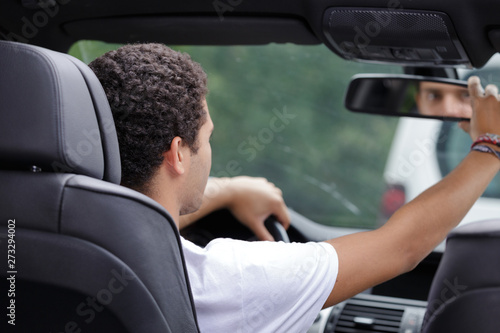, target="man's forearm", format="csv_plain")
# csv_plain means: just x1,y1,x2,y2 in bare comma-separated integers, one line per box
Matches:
324,148,500,307
387,149,500,266
179,178,231,229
